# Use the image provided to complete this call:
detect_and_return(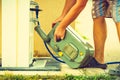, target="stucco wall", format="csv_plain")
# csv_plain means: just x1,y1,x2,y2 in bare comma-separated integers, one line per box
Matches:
34,0,75,56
